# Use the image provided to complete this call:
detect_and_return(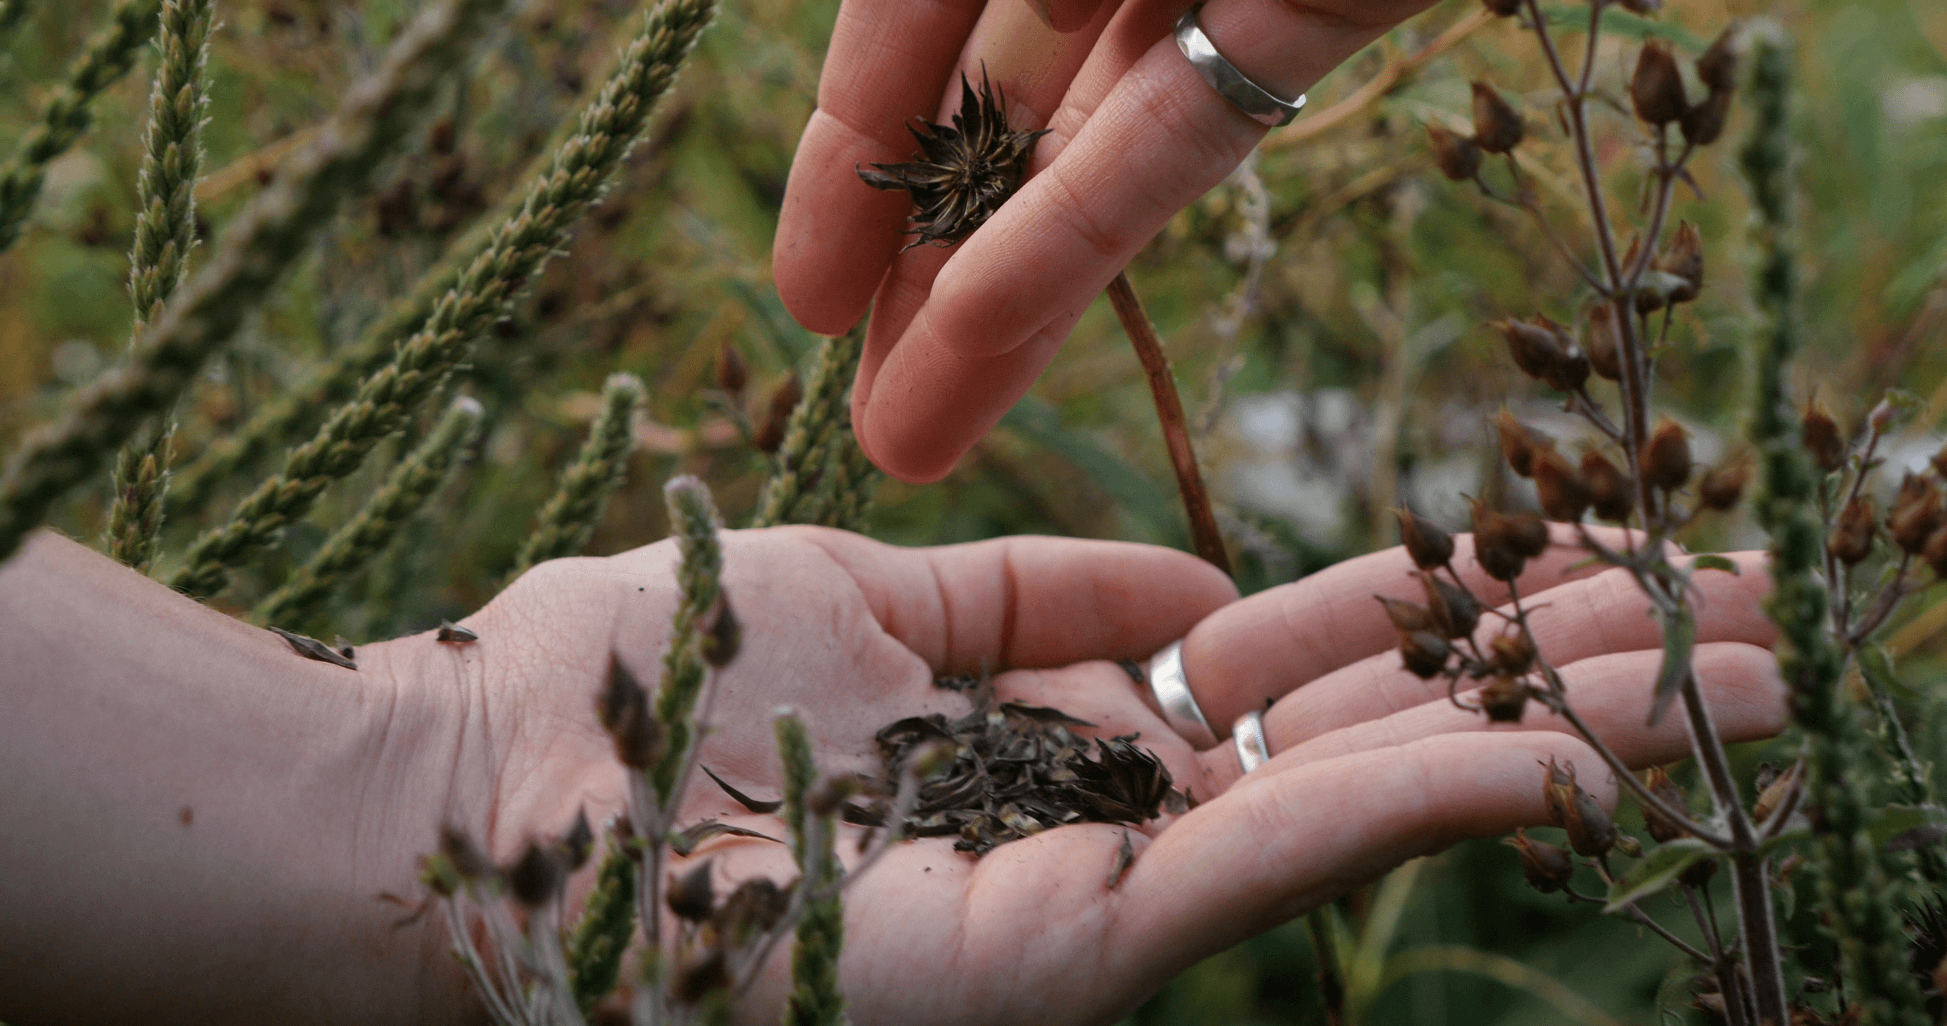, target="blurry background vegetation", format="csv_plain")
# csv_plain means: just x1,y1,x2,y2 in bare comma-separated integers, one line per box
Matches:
3,0,1945,1020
